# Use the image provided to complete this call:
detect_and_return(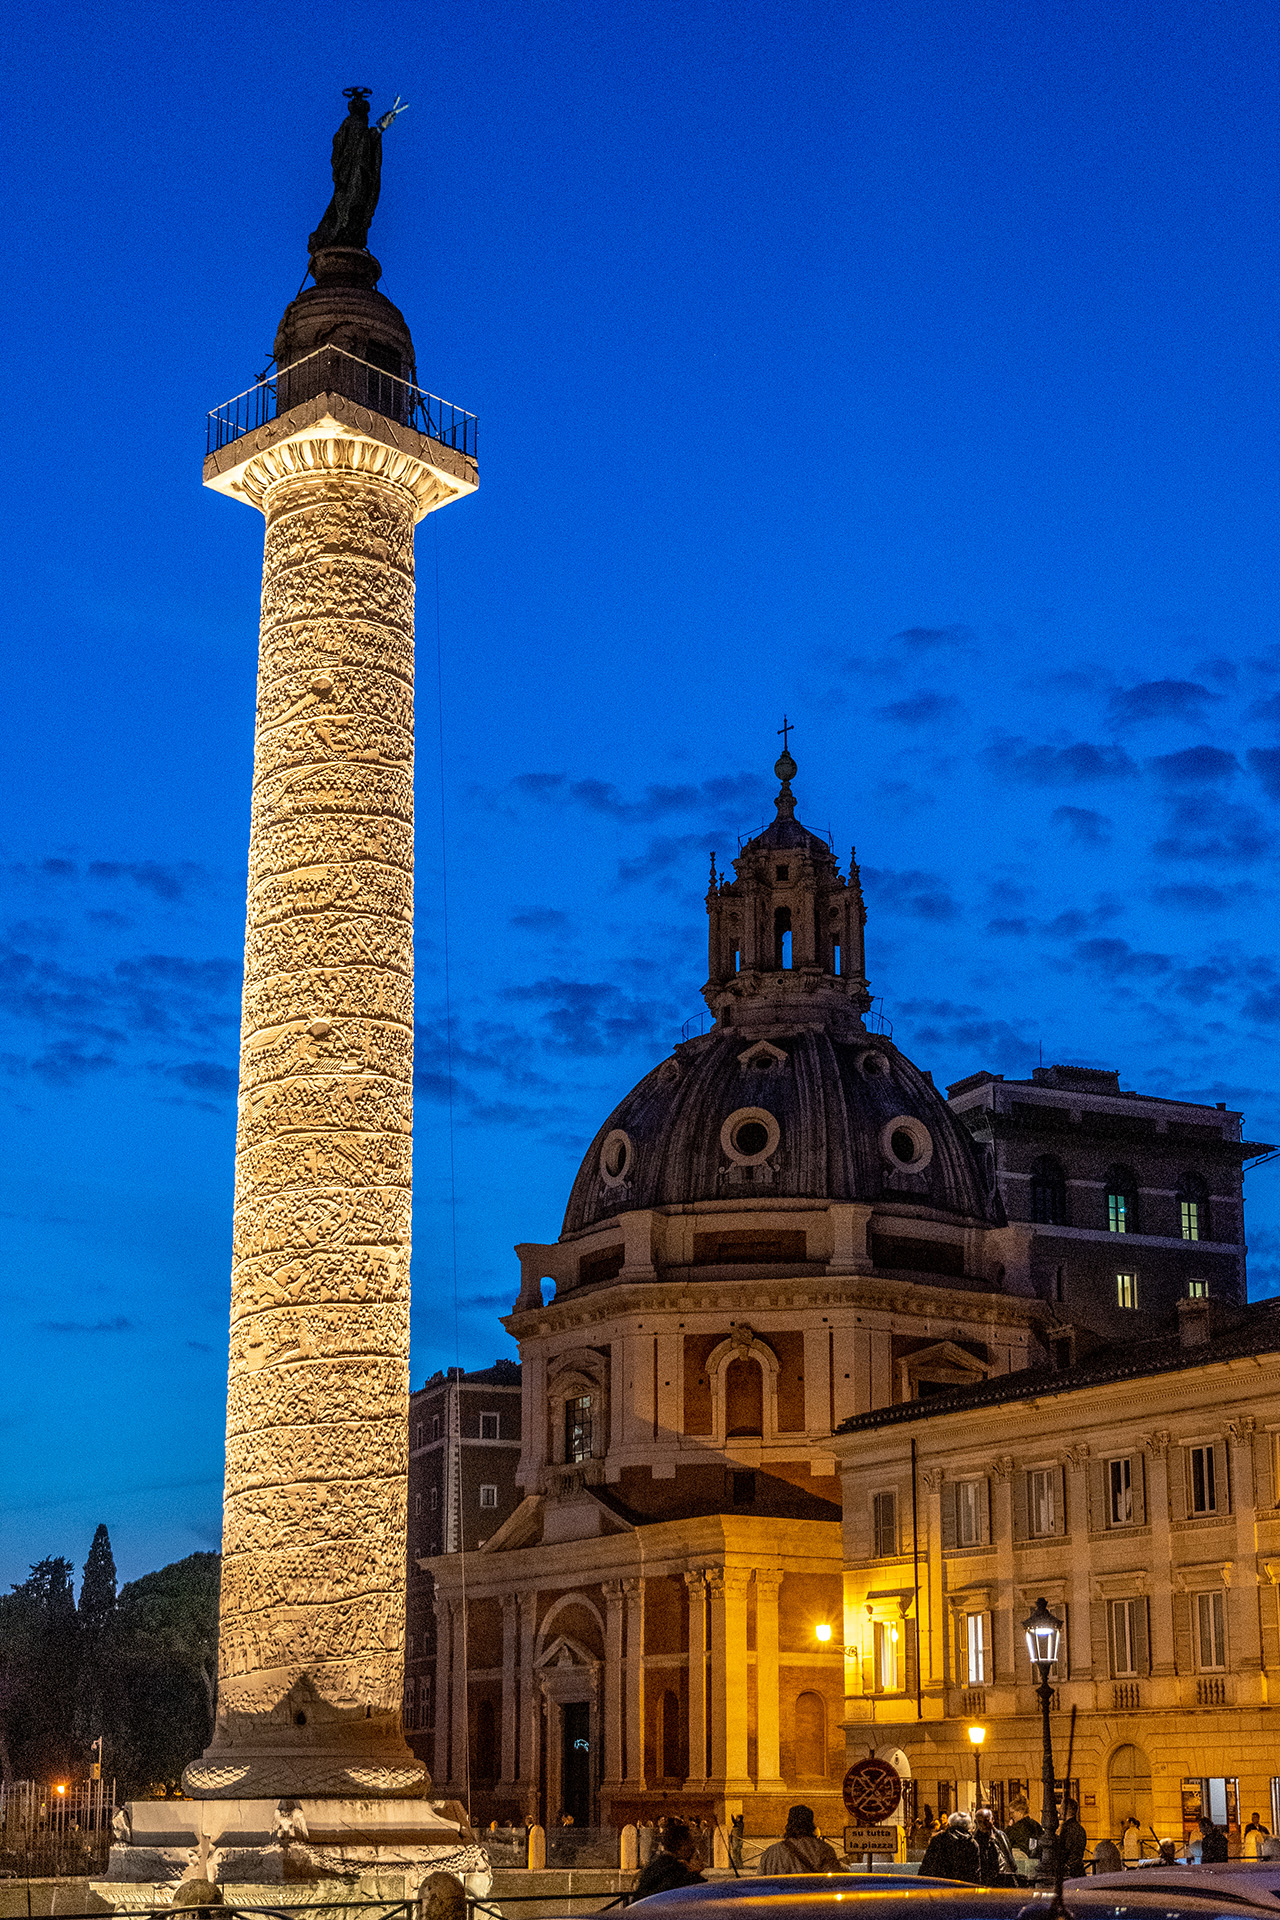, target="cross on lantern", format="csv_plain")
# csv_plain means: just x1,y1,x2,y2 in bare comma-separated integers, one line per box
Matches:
777,715,793,752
